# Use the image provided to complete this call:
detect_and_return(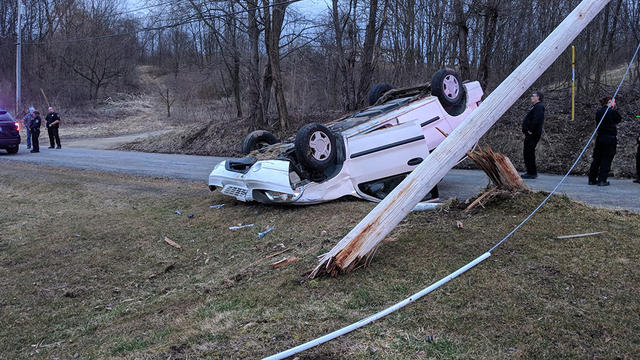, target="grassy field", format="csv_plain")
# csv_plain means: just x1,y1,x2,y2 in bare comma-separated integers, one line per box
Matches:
1,162,639,359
